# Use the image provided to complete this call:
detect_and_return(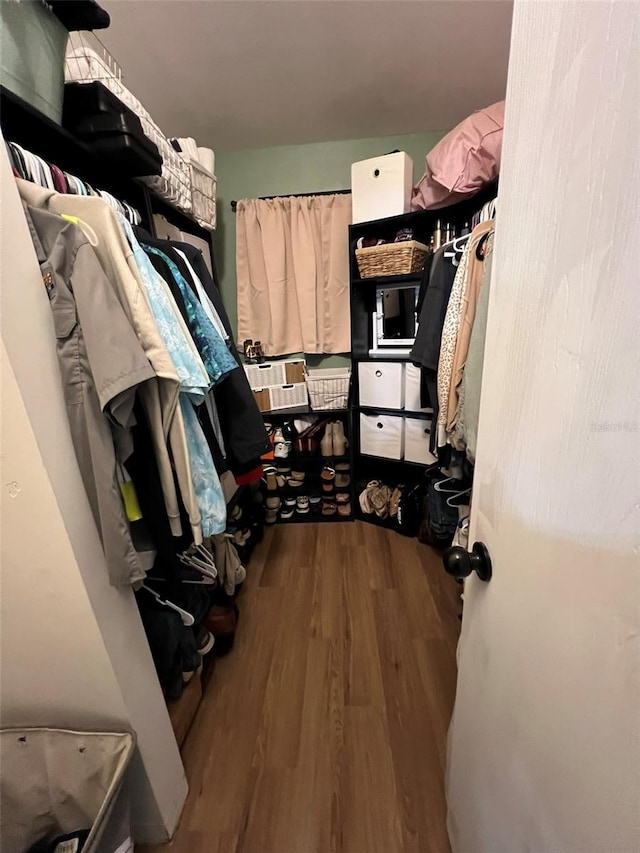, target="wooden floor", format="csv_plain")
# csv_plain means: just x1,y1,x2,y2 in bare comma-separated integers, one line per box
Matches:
143,521,461,853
